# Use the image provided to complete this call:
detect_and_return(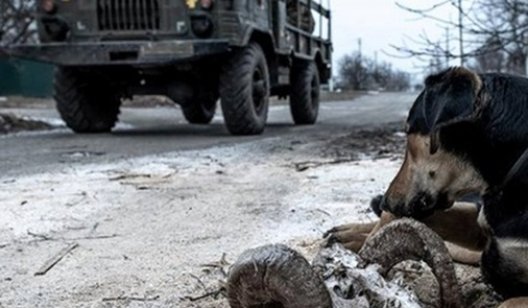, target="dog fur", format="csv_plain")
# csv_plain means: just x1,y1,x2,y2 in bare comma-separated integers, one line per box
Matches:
327,67,528,305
